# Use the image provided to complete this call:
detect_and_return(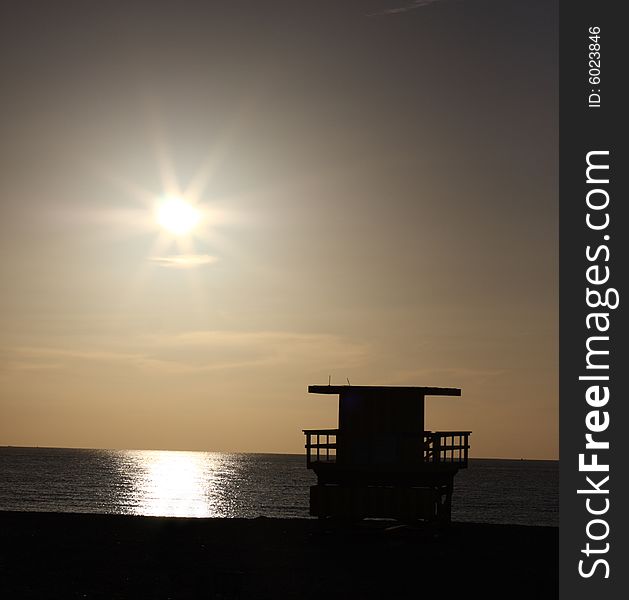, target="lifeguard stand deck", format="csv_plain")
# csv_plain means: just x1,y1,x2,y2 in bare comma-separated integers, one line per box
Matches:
303,385,471,523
